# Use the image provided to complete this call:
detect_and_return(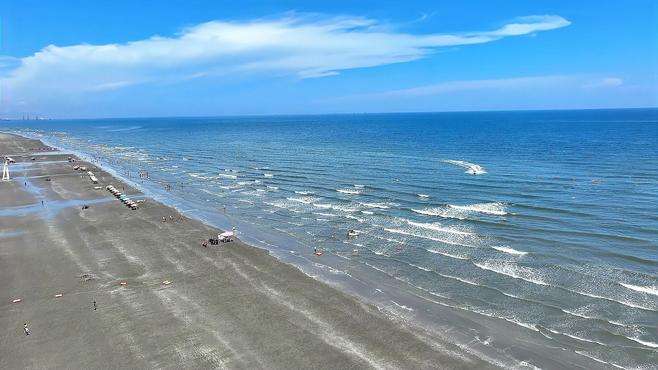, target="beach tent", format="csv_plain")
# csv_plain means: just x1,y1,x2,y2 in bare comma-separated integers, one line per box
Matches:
219,231,234,242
